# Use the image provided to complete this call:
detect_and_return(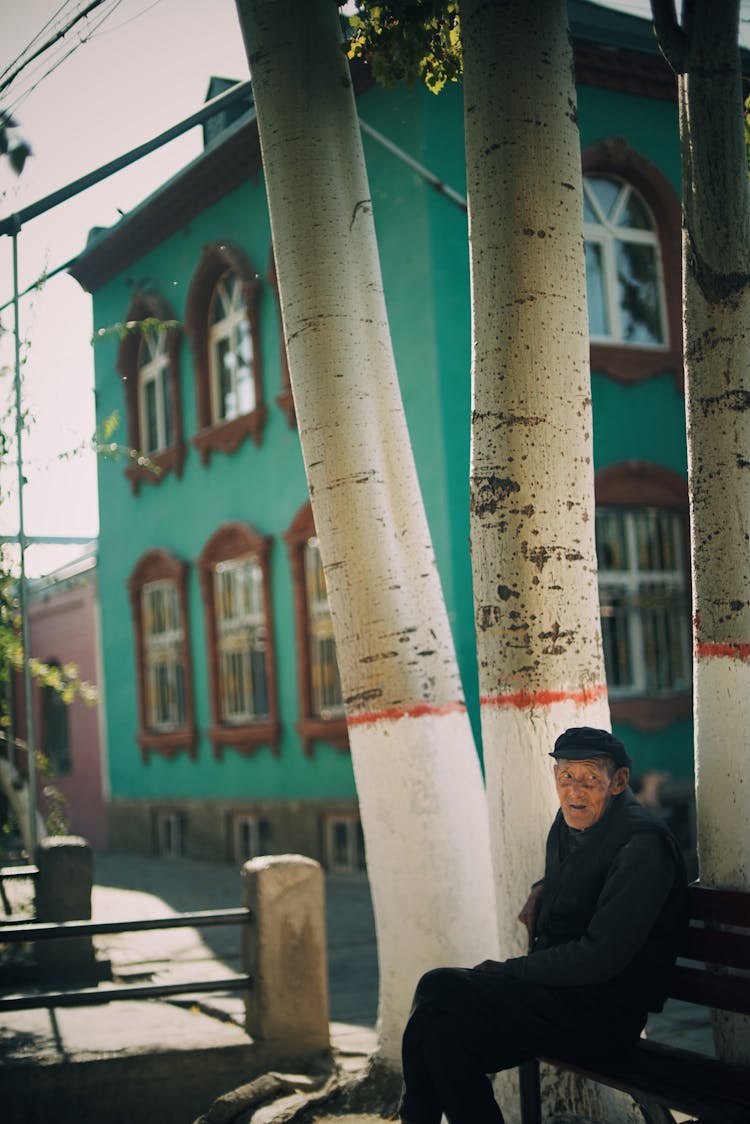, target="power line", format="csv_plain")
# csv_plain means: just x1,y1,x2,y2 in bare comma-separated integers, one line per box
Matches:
6,0,126,117
0,0,114,98
0,0,74,86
